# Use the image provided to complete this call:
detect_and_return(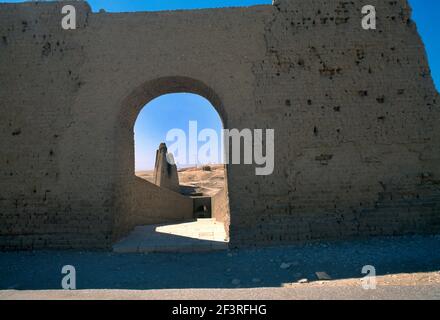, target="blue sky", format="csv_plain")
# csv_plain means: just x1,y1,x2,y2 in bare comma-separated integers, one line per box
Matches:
135,94,223,170
2,1,439,170
84,0,271,11
409,0,440,90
